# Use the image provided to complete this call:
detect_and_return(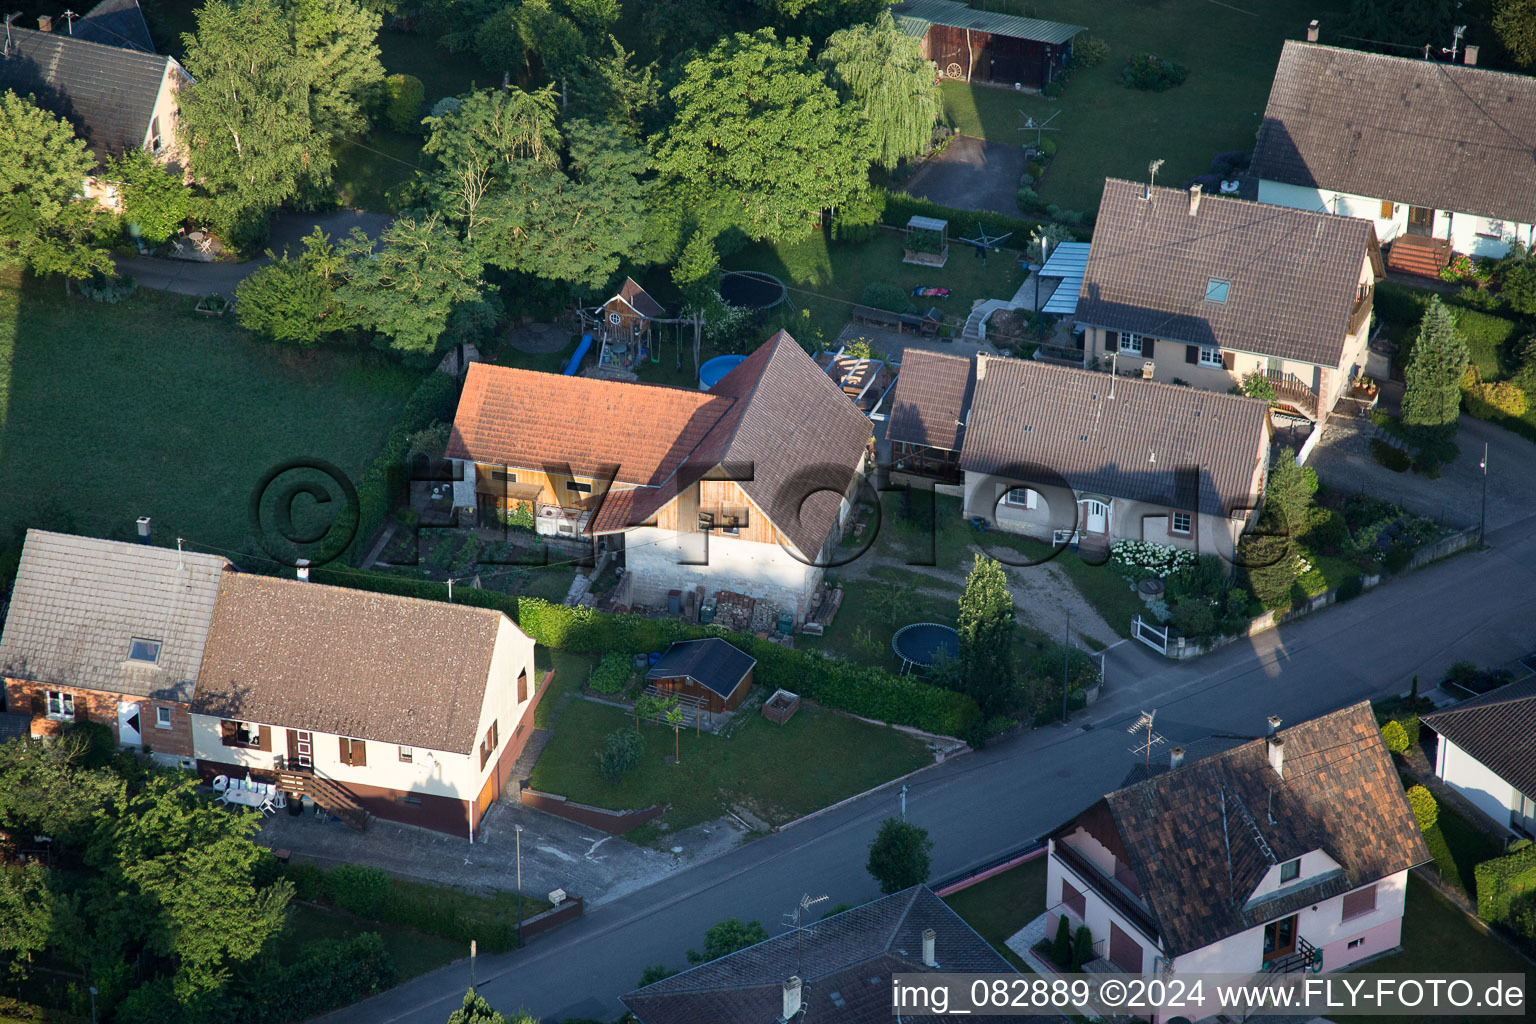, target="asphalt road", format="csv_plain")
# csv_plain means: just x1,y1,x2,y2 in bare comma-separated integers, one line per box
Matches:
319,508,1536,1024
